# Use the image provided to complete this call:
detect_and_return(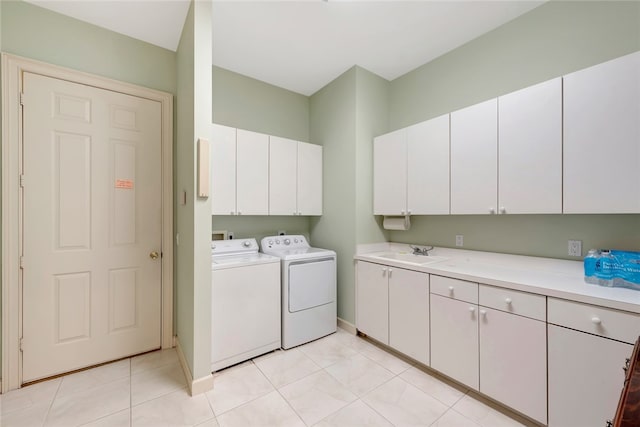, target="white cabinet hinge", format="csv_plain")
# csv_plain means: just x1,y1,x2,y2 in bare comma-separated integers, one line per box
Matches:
20,174,25,188
20,92,25,106
19,256,24,269
19,338,24,352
